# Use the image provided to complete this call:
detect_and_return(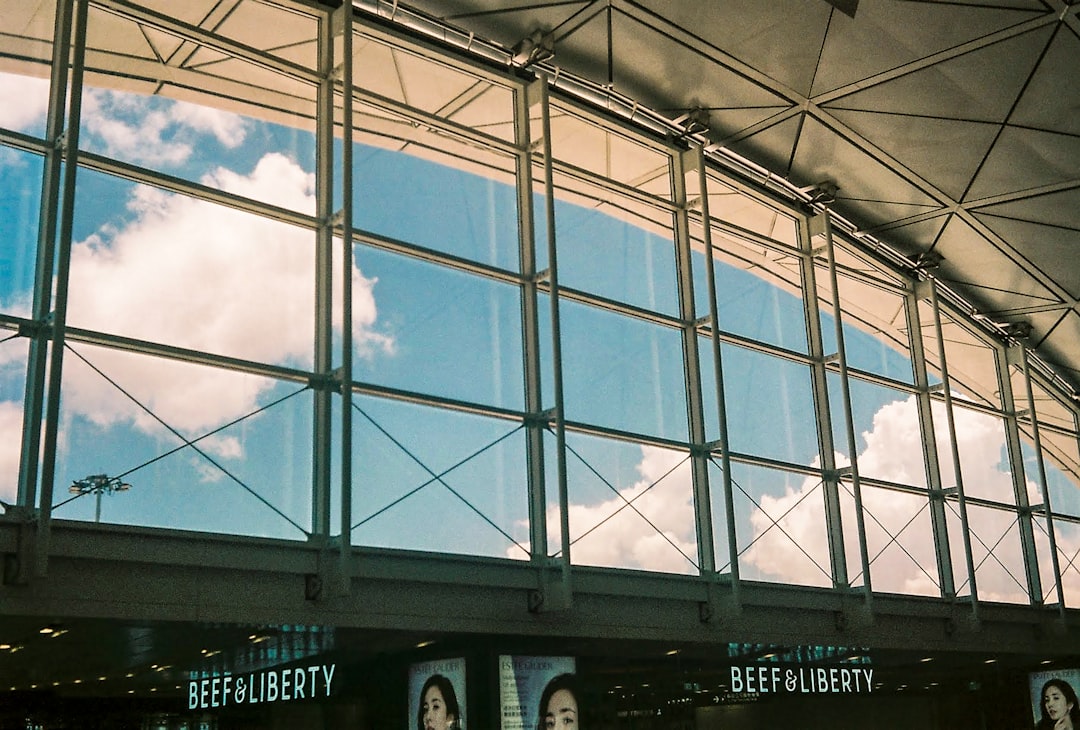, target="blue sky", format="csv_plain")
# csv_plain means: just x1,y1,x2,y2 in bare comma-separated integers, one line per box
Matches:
0,72,1072,604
